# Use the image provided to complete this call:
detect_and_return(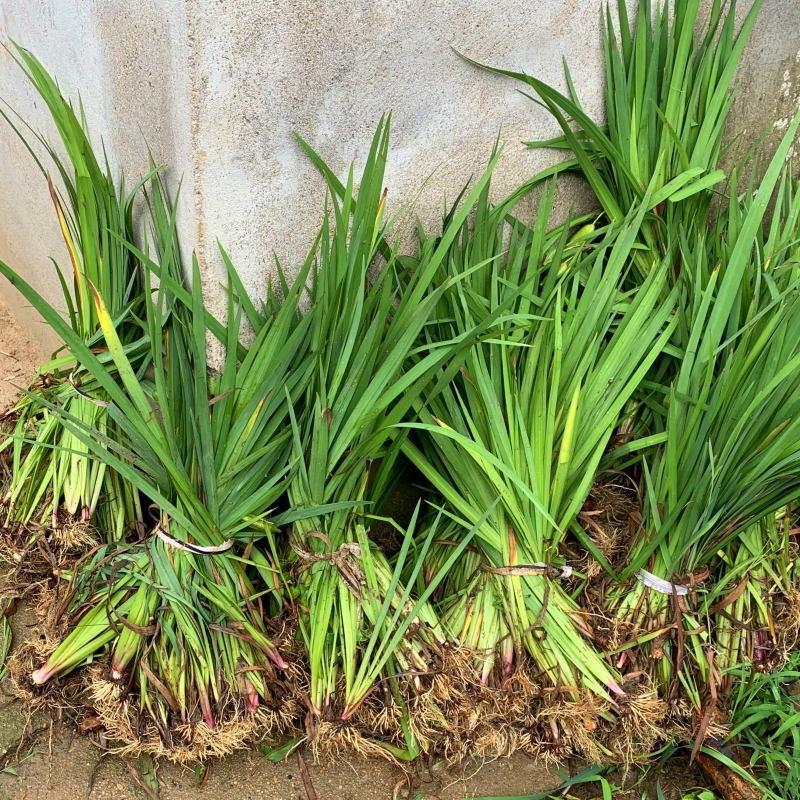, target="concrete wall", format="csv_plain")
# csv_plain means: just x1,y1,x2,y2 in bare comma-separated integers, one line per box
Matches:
728,0,800,169
0,0,194,355
0,0,798,356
